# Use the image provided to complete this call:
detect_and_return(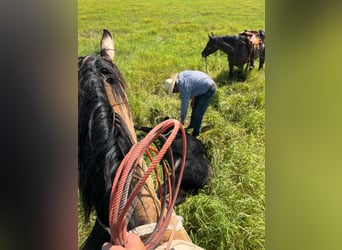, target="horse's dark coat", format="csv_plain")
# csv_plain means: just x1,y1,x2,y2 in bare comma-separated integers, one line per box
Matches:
79,30,151,250
136,124,213,205
201,32,265,77
201,34,252,76
78,30,193,250
78,55,136,250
